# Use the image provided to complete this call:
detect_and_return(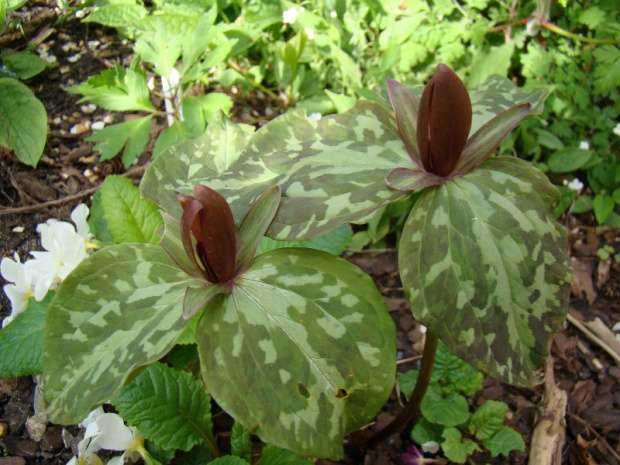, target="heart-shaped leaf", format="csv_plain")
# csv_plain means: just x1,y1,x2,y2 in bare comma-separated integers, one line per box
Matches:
399,157,571,386
42,243,193,423
196,248,396,459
